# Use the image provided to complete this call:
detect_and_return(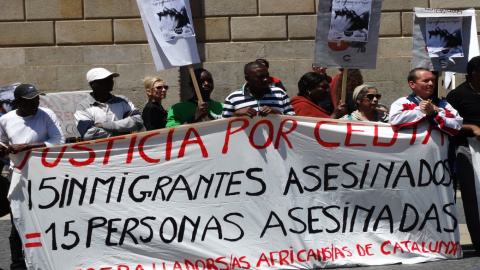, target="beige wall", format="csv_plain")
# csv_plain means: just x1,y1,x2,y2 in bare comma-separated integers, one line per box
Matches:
0,0,479,109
